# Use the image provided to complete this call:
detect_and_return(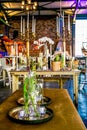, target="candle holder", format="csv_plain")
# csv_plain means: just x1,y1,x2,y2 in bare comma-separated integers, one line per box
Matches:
67,30,71,41
32,32,36,40
56,32,60,39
